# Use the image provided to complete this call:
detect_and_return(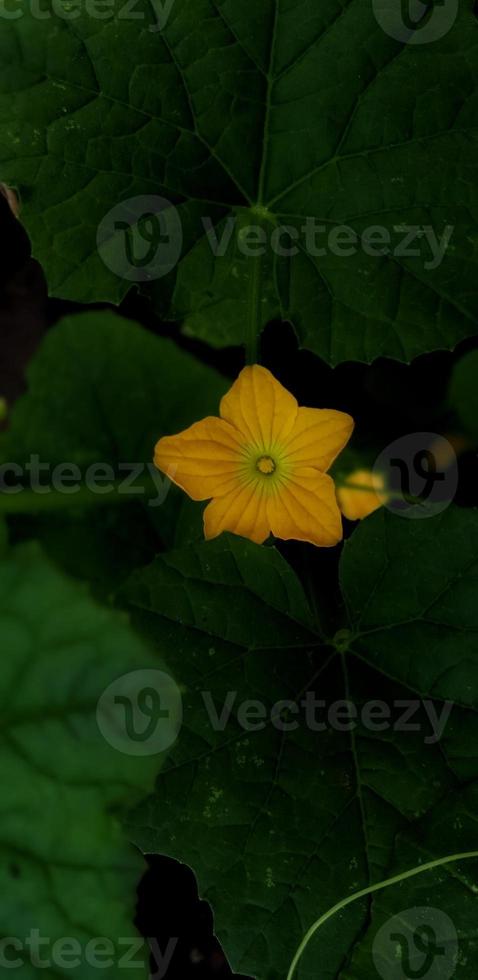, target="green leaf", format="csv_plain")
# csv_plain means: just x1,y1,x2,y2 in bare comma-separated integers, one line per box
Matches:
0,542,173,978
11,504,159,603
340,506,478,706
2,3,477,362
123,532,316,648
122,514,478,979
4,310,227,467
448,349,478,440
2,310,228,582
